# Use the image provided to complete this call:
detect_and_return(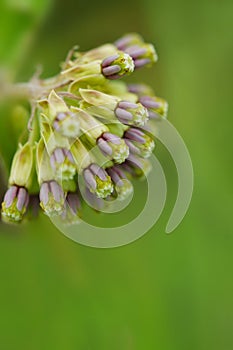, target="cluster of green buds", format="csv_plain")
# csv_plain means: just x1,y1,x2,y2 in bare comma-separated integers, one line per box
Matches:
1,33,168,224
